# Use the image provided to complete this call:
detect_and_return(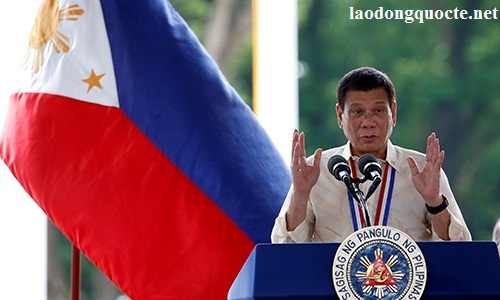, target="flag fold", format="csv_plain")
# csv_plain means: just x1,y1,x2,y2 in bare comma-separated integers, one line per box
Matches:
0,0,291,298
